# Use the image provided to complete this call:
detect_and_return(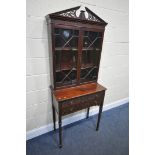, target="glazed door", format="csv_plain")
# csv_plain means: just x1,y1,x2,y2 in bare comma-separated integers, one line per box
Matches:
54,26,79,88
80,30,103,84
